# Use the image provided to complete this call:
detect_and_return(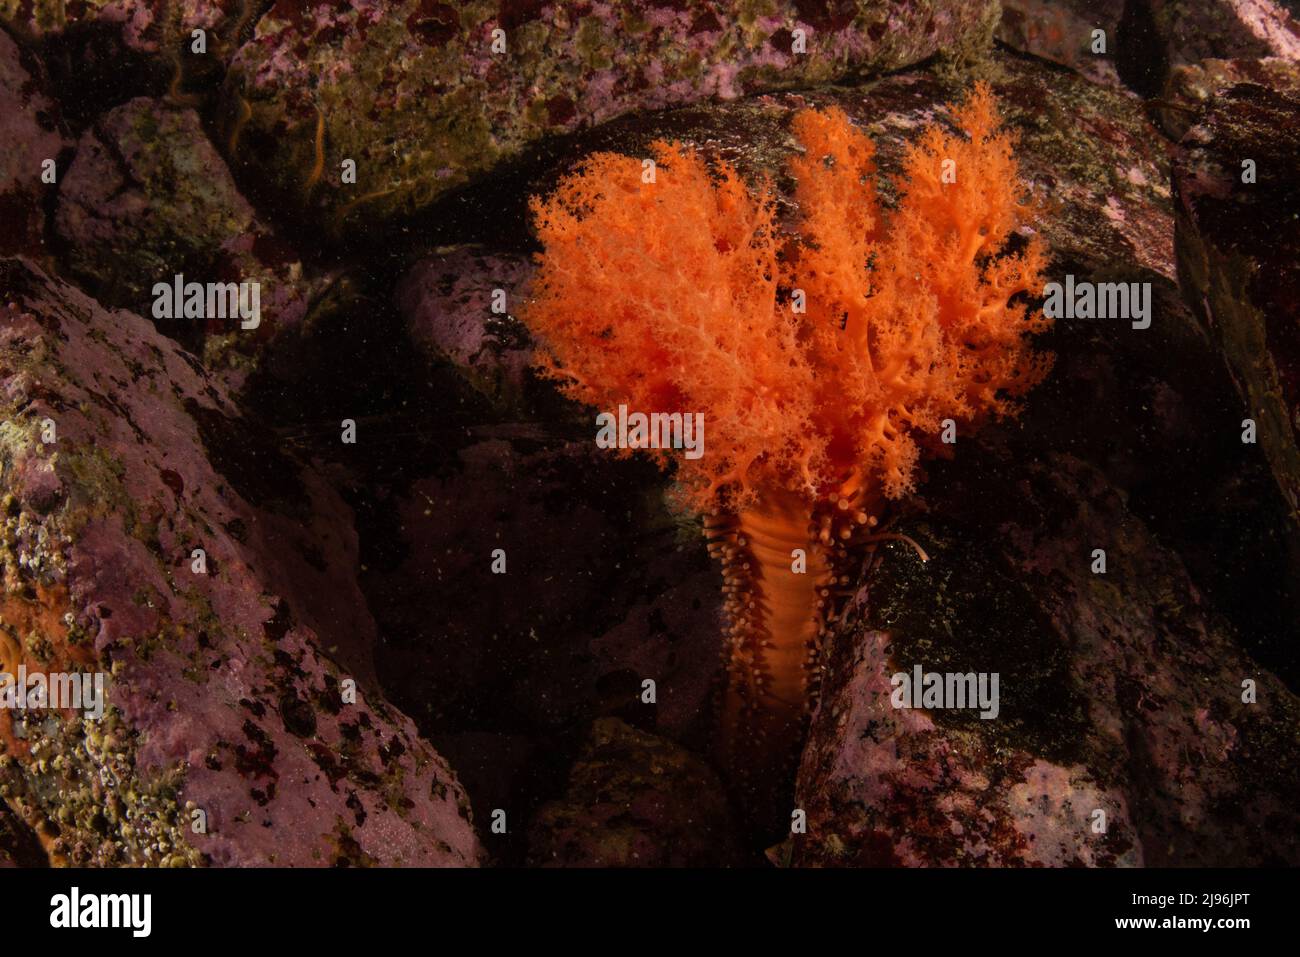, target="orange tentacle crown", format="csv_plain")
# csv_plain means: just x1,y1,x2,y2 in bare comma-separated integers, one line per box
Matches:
520,83,1051,825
